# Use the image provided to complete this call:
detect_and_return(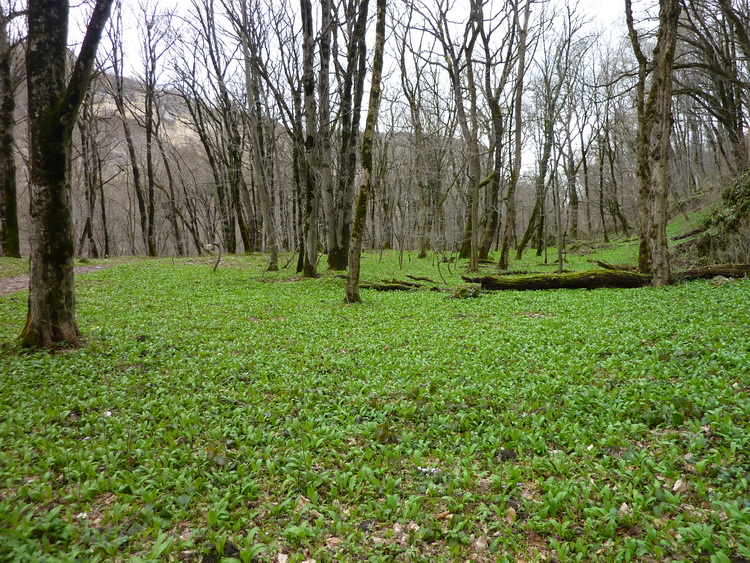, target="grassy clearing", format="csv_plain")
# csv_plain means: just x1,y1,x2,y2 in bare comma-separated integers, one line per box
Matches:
1,246,749,562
